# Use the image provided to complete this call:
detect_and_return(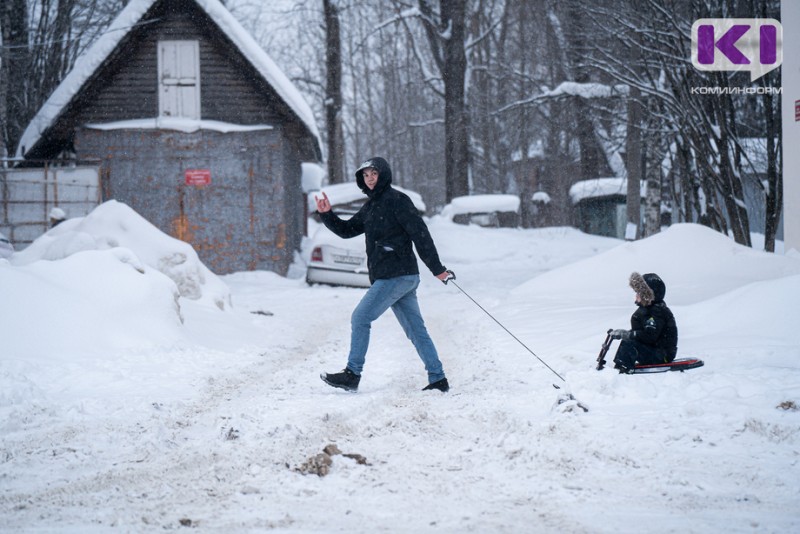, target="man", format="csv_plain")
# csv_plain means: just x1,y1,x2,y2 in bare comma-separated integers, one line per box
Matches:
315,157,451,393
610,272,678,373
